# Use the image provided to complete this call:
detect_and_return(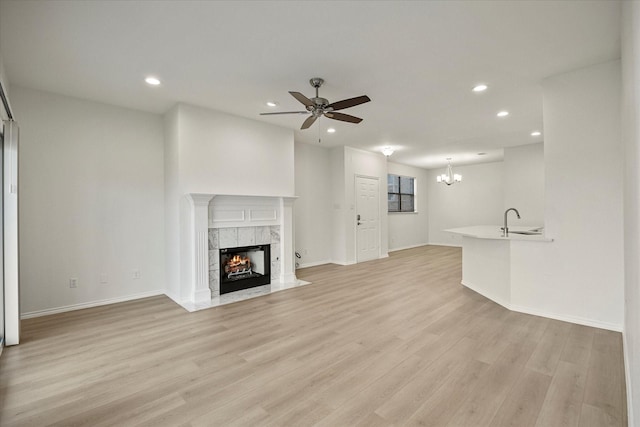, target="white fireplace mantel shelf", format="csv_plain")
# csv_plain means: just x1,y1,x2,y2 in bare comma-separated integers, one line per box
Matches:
190,192,298,200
